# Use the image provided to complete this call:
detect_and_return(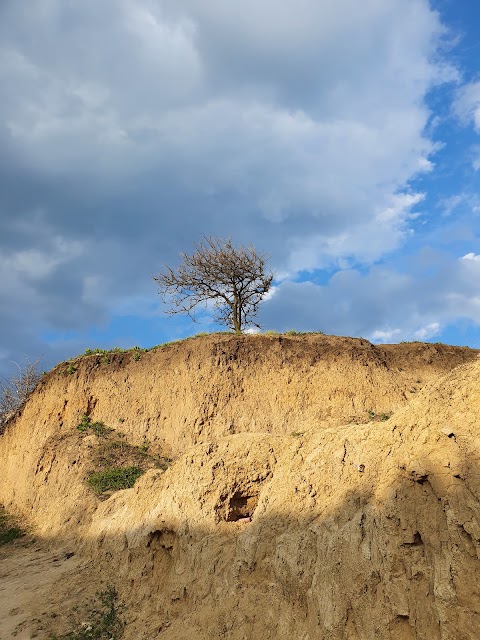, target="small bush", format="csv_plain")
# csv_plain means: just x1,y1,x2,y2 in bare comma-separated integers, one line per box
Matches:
1,356,42,432
76,415,112,437
0,506,25,545
0,525,24,545
87,466,144,494
51,585,125,639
